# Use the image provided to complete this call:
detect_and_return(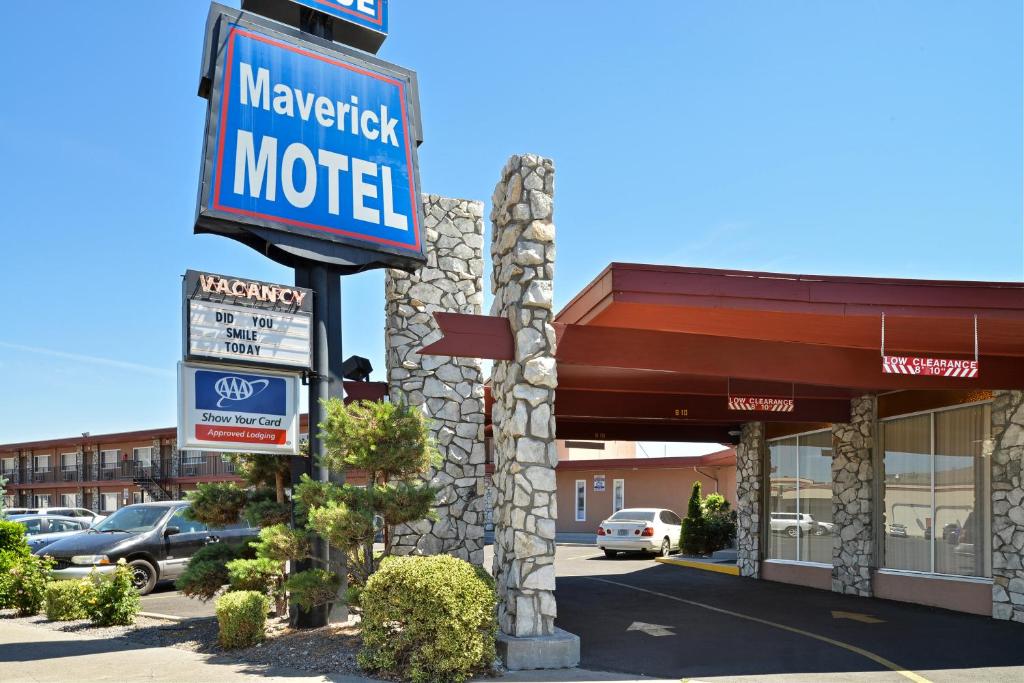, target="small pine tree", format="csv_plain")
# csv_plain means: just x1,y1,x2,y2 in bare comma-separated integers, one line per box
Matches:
680,481,709,555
